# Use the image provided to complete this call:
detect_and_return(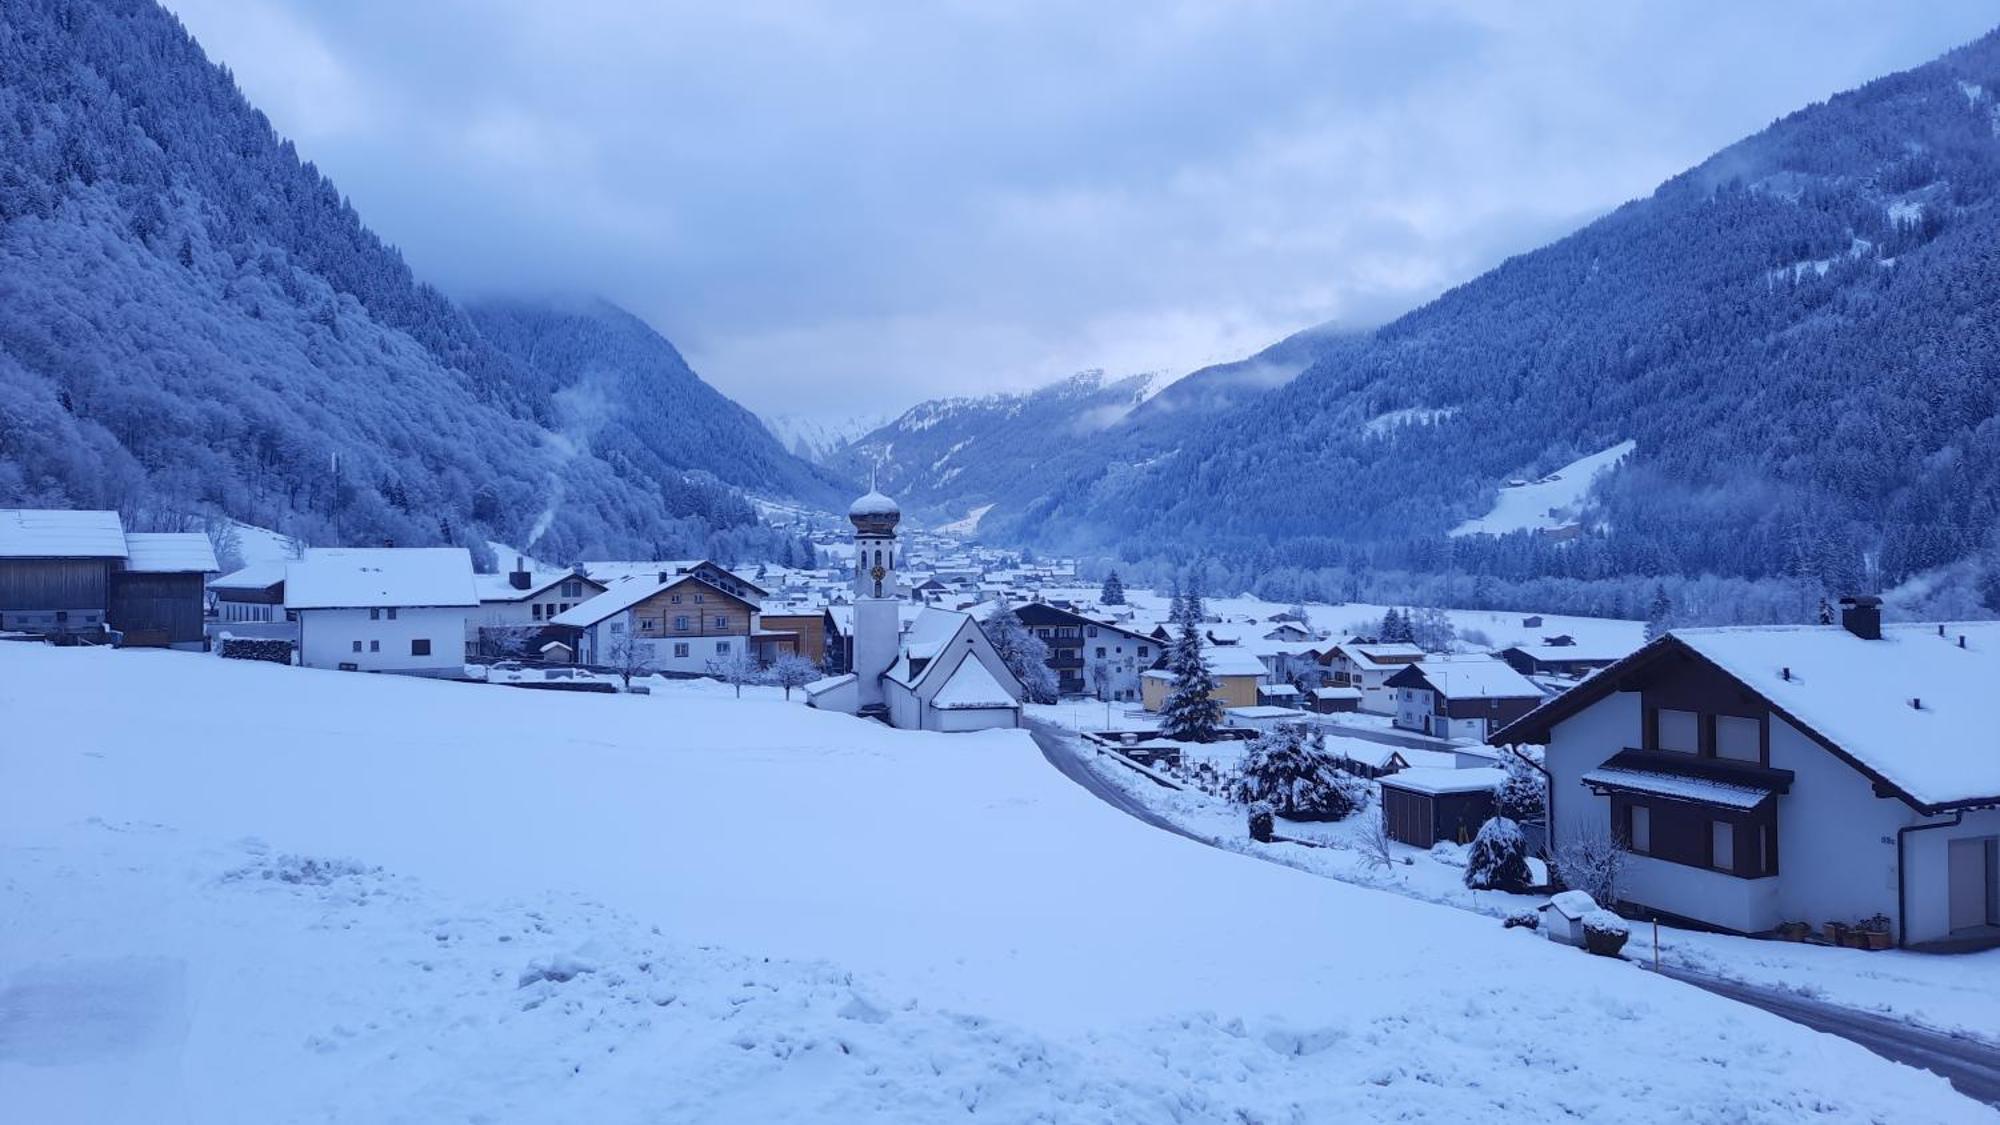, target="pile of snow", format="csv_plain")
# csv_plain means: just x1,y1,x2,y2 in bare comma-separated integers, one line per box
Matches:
0,647,1985,1121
